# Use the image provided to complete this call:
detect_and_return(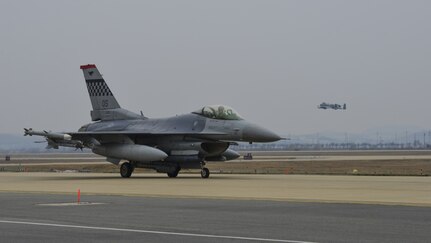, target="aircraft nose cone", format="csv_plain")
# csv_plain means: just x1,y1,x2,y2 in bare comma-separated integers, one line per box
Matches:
243,124,281,142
